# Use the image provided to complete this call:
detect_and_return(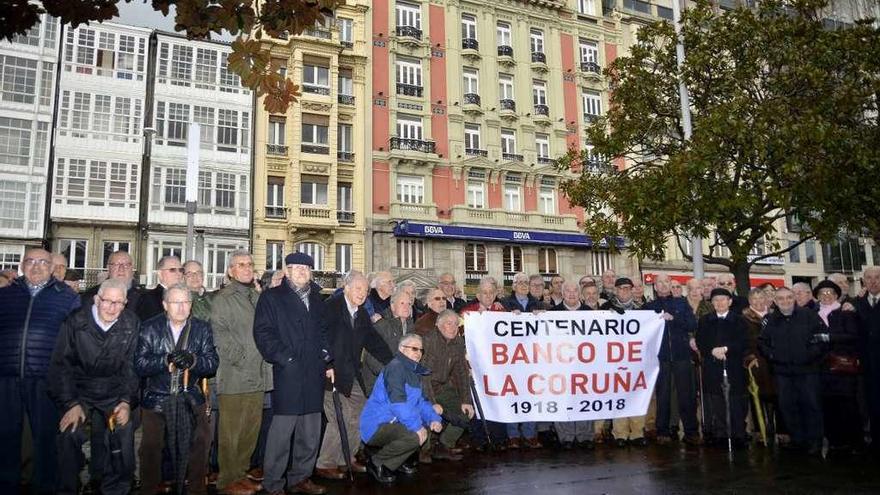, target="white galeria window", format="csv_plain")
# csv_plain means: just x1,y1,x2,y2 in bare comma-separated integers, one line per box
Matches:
396,175,424,204
496,23,512,47
396,2,421,29
467,180,485,209
462,14,477,40
338,18,354,43
580,39,599,64
530,29,544,53
396,57,422,86
396,114,423,140
499,74,514,100
582,90,602,116
539,178,556,214
464,124,481,150
463,68,479,95
501,129,516,154
536,133,550,158
533,80,547,105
